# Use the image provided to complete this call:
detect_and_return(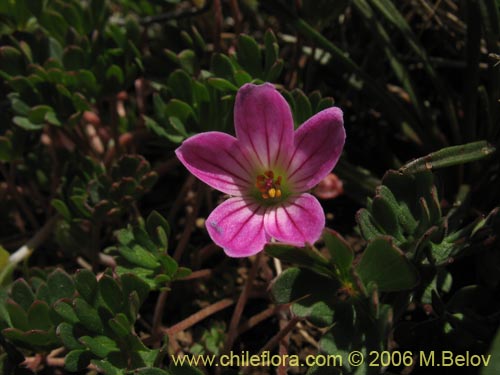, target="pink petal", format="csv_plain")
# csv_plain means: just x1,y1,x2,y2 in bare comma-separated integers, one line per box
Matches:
175,132,253,195
206,197,268,257
313,173,344,199
264,193,325,246
286,107,345,191
234,83,294,170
